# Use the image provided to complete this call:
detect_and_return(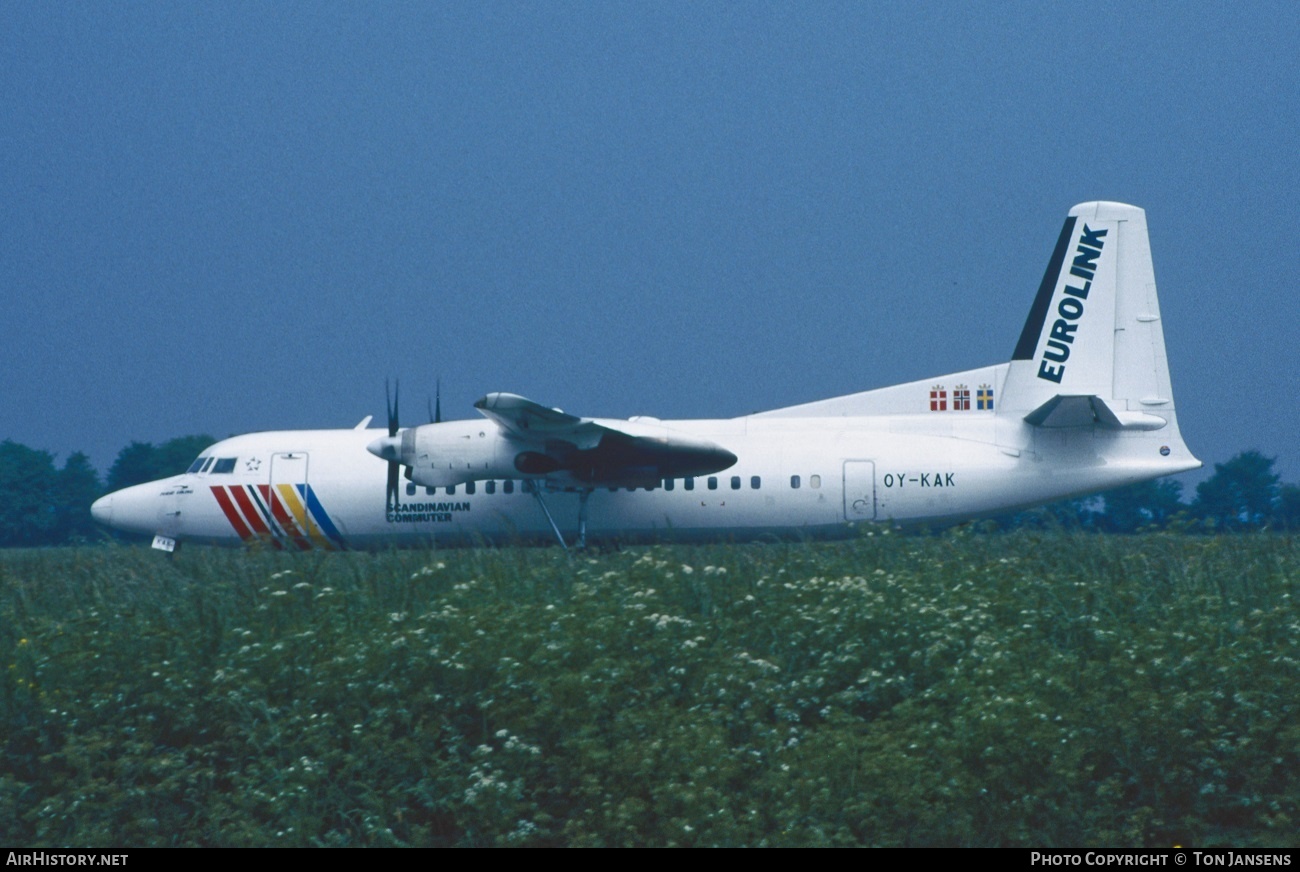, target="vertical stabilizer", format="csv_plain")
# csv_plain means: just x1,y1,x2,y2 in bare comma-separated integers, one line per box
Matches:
1002,202,1171,415
999,202,1198,475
